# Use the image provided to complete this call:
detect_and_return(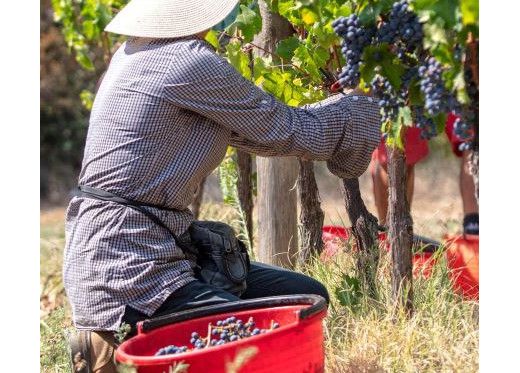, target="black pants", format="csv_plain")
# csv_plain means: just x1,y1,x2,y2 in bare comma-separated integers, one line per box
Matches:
122,261,329,336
